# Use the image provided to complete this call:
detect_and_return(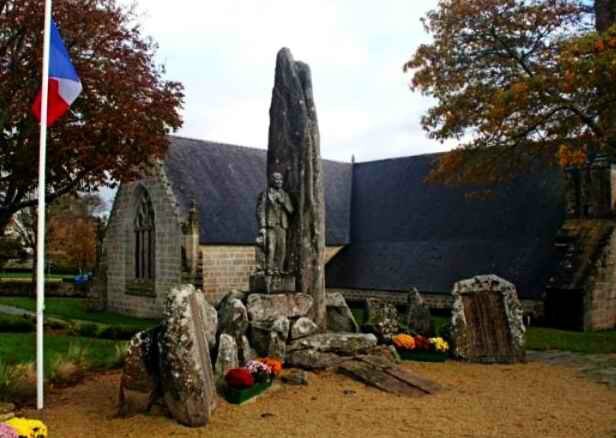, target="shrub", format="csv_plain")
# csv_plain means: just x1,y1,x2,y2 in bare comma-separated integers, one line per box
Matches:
0,360,18,402
0,315,35,333
106,342,129,369
65,343,90,368
76,322,99,338
8,363,36,403
97,325,140,340
48,355,82,385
